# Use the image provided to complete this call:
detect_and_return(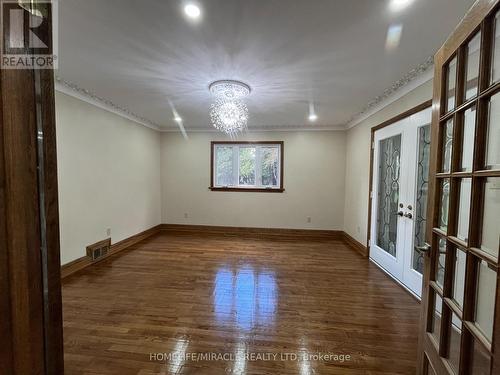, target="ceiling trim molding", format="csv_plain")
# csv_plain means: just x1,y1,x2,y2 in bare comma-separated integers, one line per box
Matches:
160,125,346,133
345,56,435,130
53,78,345,133
55,77,162,131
